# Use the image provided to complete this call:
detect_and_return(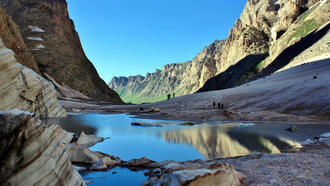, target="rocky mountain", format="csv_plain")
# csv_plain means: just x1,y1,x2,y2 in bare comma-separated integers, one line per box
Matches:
0,0,123,103
0,5,40,74
110,0,329,103
110,40,226,103
199,0,330,92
